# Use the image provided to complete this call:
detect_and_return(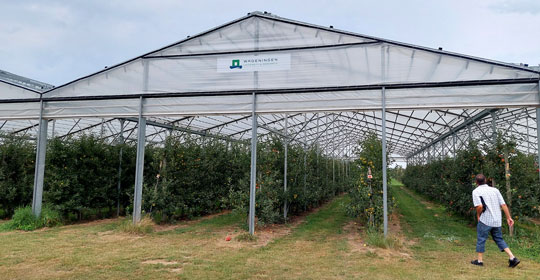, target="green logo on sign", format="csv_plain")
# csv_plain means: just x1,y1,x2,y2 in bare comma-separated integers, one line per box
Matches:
230,59,242,69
